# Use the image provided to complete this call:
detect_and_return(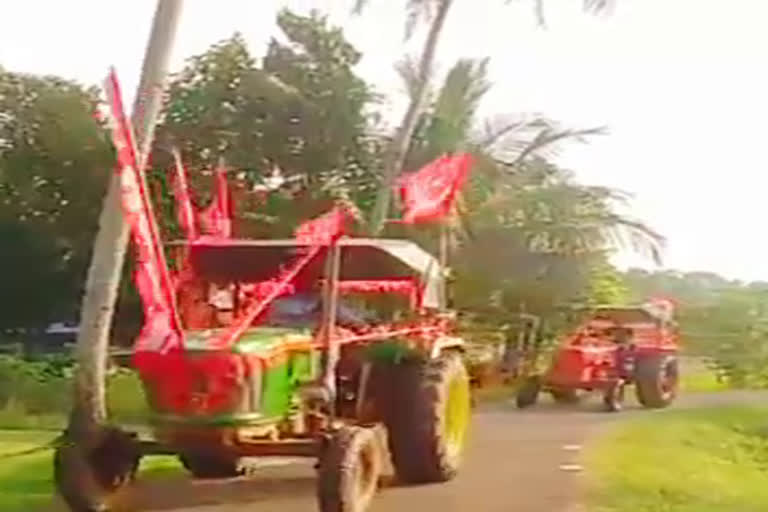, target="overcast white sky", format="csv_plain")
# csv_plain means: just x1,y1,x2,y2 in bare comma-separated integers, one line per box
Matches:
1,0,767,281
